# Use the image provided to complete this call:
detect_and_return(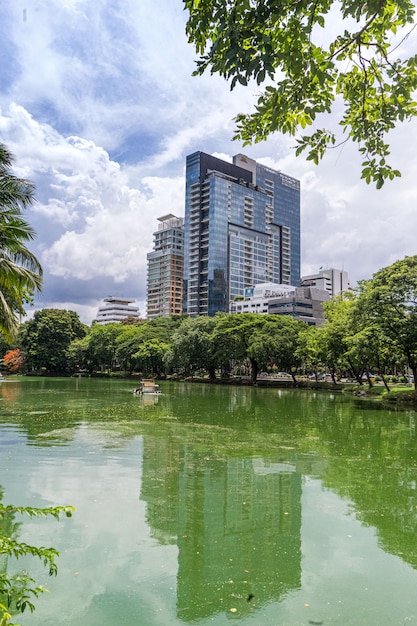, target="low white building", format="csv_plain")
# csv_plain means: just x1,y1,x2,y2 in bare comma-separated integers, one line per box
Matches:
268,286,330,326
230,282,330,326
94,296,140,325
230,283,296,314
